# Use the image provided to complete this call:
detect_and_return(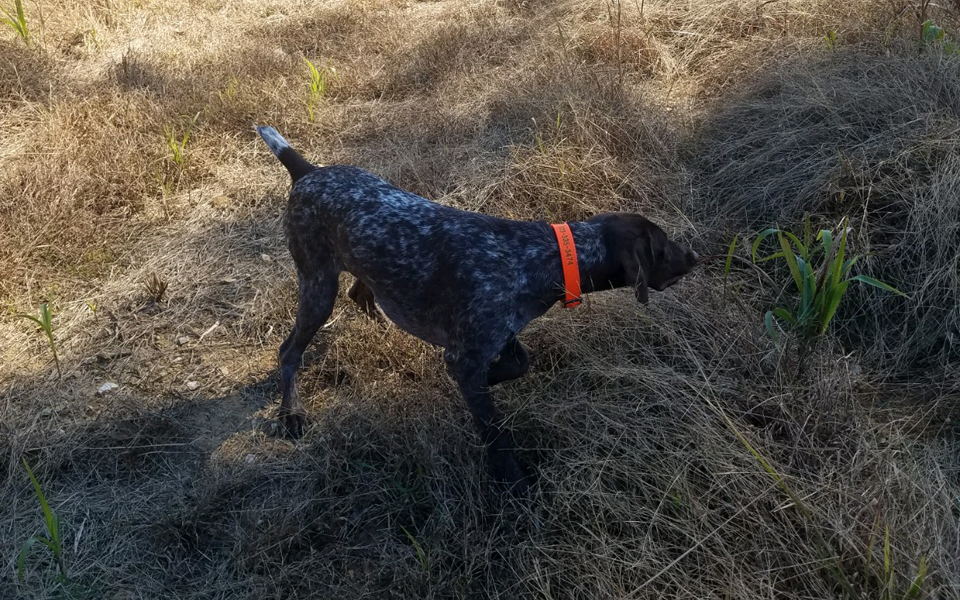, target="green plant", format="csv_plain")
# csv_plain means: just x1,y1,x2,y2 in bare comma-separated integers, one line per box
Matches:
15,302,61,379
86,300,98,322
1,0,29,45
304,58,335,122
823,29,836,51
921,20,960,54
165,112,200,168
921,19,943,44
17,458,67,584
751,216,907,344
